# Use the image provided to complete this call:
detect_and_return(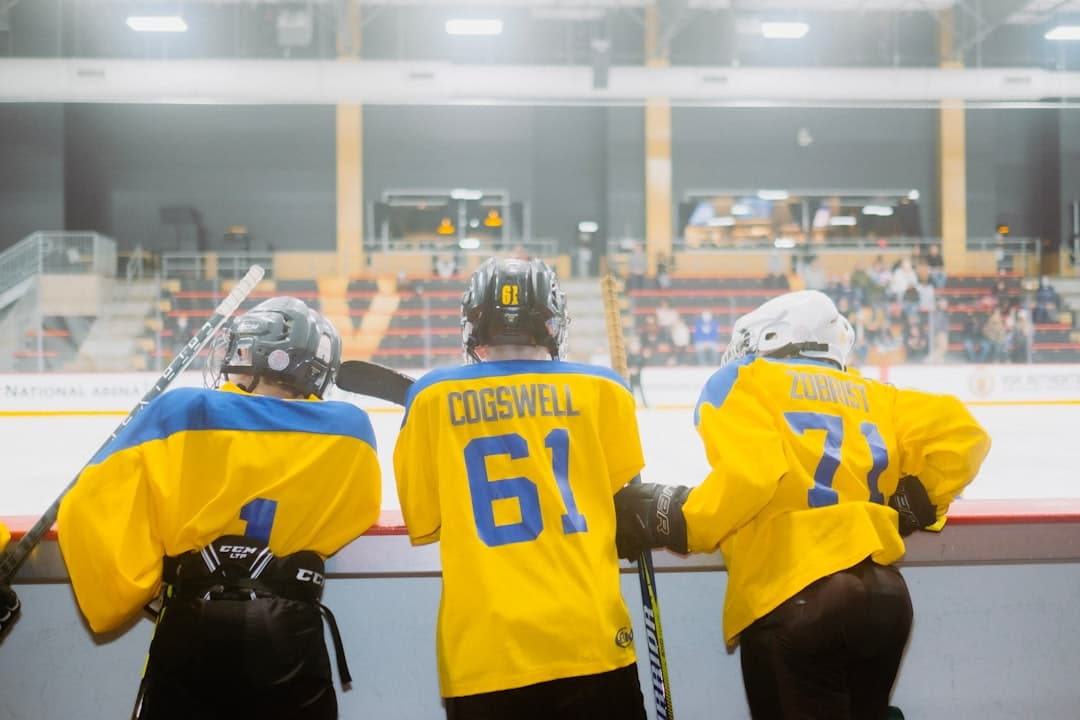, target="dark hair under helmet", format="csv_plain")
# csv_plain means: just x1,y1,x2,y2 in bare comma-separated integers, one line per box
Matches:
461,256,569,363
206,296,342,398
